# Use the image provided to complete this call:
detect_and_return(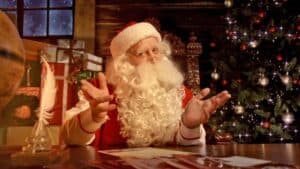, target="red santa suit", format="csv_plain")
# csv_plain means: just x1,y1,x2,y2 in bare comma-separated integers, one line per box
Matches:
61,85,206,149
